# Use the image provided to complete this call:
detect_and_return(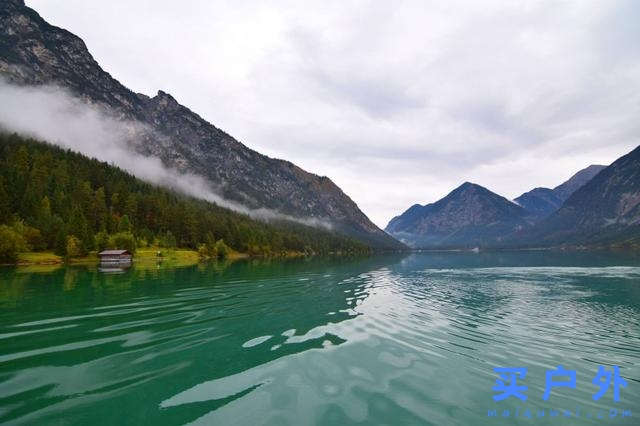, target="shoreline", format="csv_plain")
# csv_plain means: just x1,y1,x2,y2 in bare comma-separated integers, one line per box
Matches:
6,245,640,268
6,247,330,267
